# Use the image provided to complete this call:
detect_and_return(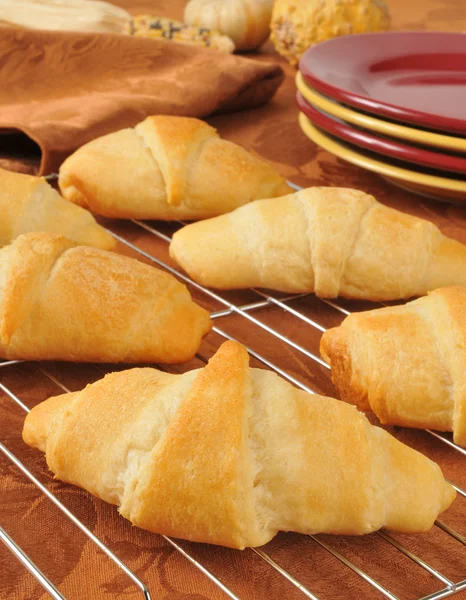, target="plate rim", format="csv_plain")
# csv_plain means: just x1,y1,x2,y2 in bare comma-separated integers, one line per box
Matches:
296,91,466,175
378,175,465,203
296,72,466,154
298,111,466,195
299,30,466,134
